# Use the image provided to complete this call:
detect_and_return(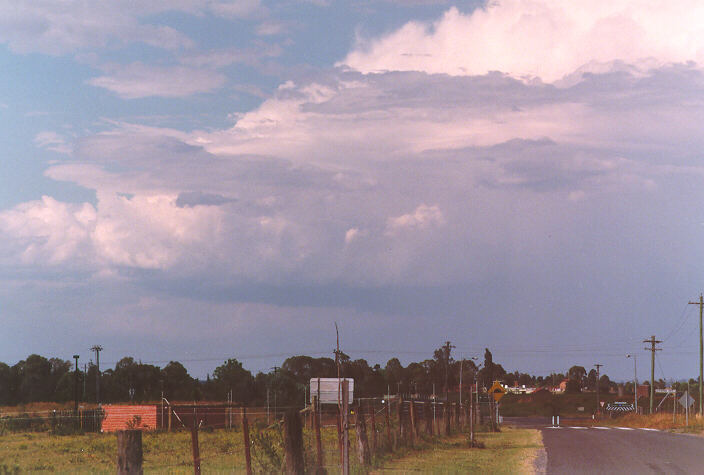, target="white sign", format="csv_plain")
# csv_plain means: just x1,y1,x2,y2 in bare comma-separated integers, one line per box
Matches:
655,388,675,394
310,378,354,405
679,392,695,408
